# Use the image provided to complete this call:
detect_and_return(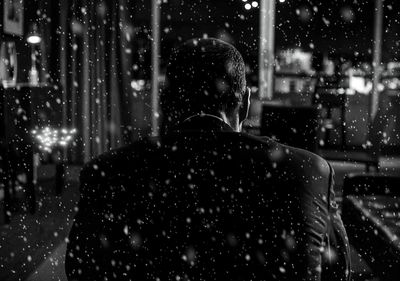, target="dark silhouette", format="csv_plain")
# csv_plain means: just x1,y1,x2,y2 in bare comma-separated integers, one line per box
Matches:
66,38,350,281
